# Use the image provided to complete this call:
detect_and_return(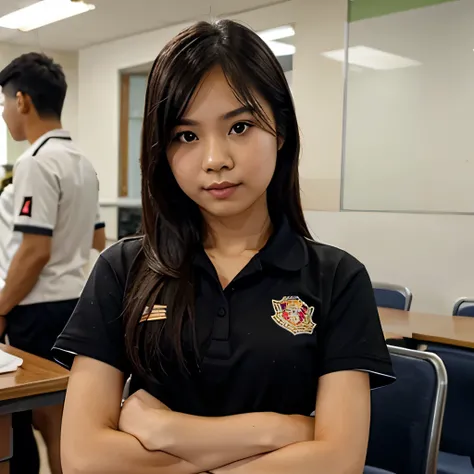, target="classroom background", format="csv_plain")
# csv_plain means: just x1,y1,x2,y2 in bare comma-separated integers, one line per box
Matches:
0,1,473,473
2,0,471,316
